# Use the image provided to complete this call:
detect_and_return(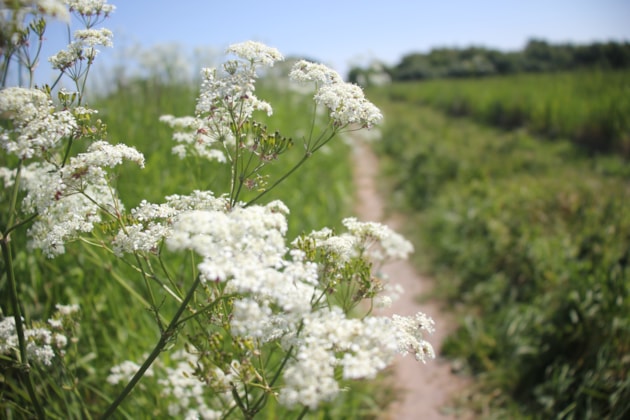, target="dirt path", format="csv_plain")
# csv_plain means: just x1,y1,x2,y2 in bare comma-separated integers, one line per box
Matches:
351,136,472,419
